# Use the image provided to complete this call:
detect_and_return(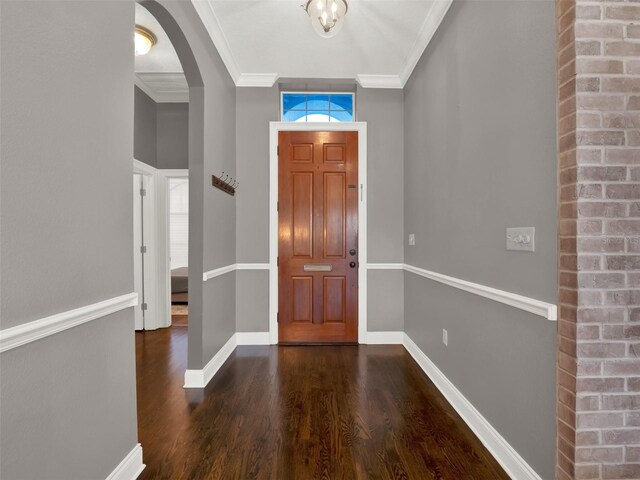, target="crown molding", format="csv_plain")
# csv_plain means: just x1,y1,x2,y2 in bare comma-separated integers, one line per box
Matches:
191,0,453,89
236,73,279,88
356,74,403,89
399,0,453,86
134,74,189,103
191,0,241,83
